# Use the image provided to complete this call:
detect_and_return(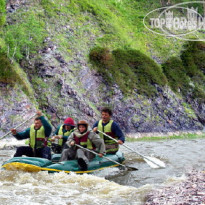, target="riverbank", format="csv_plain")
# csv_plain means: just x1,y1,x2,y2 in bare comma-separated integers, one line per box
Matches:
145,169,205,205
126,130,205,141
